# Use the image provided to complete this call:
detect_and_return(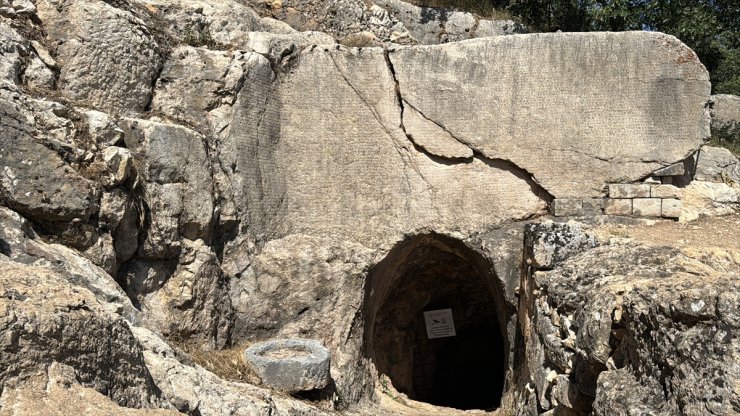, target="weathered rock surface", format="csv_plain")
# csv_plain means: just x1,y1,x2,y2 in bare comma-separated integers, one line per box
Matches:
520,242,740,415
0,89,99,224
151,47,262,134
131,0,294,48
524,221,598,269
0,20,27,85
0,207,138,320
711,94,740,141
0,256,163,408
695,145,740,183
129,239,232,348
0,363,180,416
36,0,164,114
122,118,214,258
390,32,710,198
